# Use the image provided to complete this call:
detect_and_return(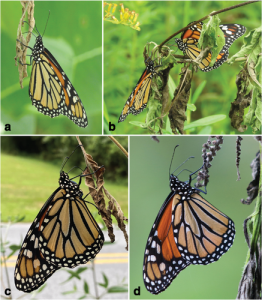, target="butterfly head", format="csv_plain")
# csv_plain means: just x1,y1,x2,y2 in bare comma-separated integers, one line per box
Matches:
59,171,82,196
32,35,44,59
169,174,198,199
175,38,185,52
